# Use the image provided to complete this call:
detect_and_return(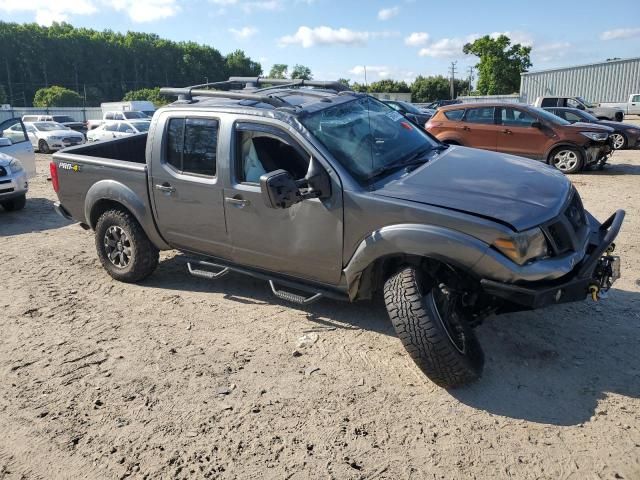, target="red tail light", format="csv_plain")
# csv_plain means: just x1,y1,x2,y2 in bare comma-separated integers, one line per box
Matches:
49,162,59,193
